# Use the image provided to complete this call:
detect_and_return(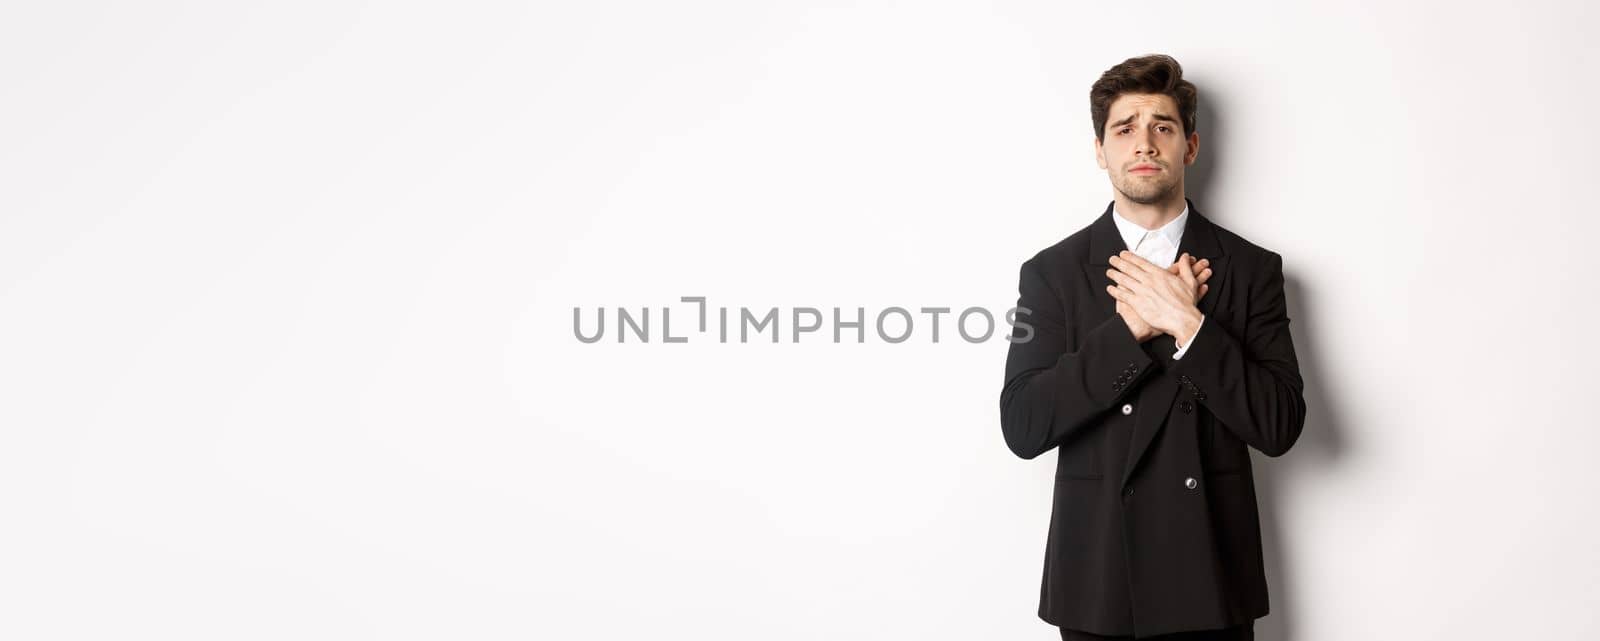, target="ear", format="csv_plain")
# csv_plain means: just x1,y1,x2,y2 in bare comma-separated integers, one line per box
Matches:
1094,136,1107,170
1184,131,1200,165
